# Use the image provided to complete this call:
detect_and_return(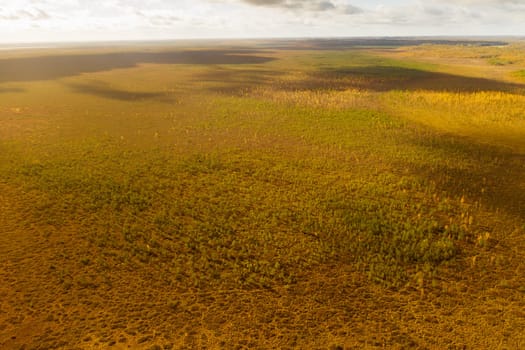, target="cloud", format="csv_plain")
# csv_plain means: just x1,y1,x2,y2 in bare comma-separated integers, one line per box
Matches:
343,4,363,14
440,0,525,10
316,1,336,11
243,0,286,5
443,0,524,4
1,0,523,43
135,10,183,27
237,0,363,13
0,8,50,21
